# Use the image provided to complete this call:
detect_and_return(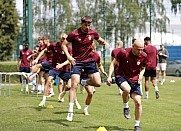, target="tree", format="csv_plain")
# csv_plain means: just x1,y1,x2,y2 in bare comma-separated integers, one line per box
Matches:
0,0,20,61
171,0,181,14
